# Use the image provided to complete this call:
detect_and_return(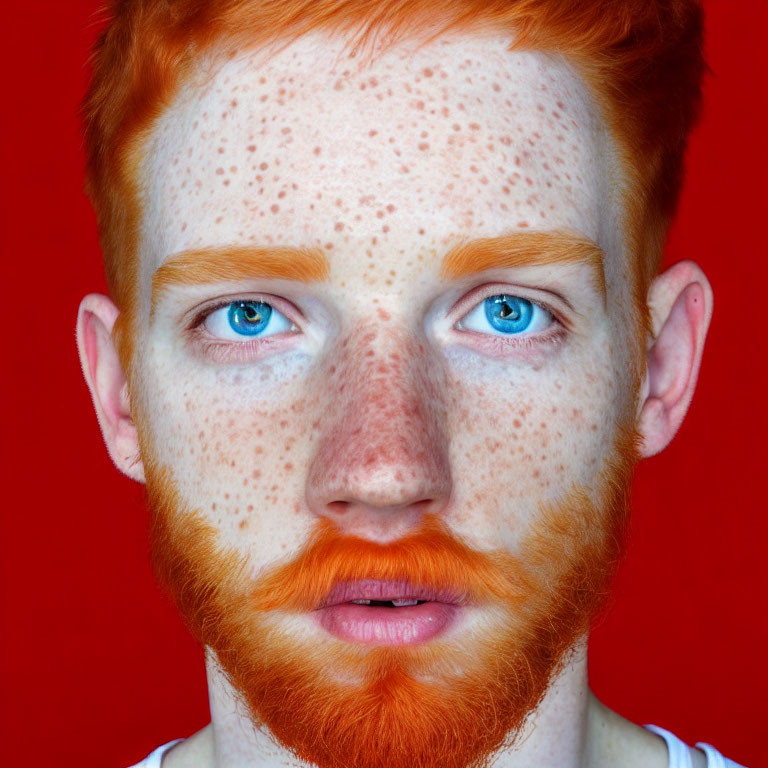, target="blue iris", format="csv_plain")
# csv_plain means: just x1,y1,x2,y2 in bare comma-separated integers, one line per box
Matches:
227,301,272,336
484,295,534,334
